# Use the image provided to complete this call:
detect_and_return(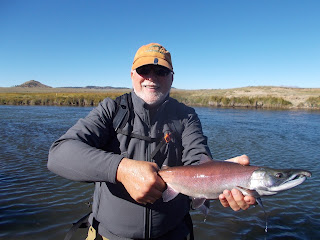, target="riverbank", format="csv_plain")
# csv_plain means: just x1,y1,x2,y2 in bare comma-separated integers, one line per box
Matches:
172,86,320,109
0,86,319,109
